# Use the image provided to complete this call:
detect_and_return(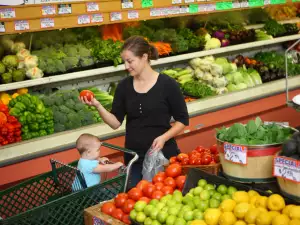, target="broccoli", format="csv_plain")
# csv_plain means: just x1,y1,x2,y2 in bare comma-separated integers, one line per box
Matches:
42,96,55,107
59,105,71,114
65,99,76,110
54,123,66,132
53,94,64,106
63,57,79,70
53,111,68,124
80,57,94,67
67,112,78,122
